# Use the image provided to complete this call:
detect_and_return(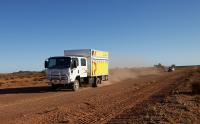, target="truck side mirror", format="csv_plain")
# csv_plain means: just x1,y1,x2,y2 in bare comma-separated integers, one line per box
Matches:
44,61,48,68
